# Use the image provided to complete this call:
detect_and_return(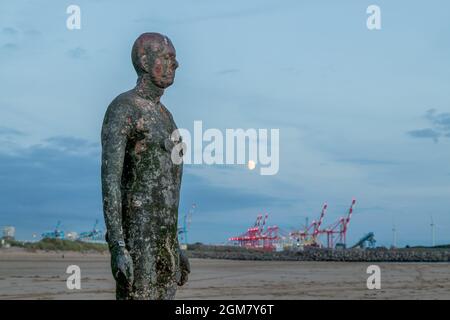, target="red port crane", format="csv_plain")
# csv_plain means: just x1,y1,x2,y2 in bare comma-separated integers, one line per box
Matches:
321,199,356,248
229,213,280,251
290,203,328,247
